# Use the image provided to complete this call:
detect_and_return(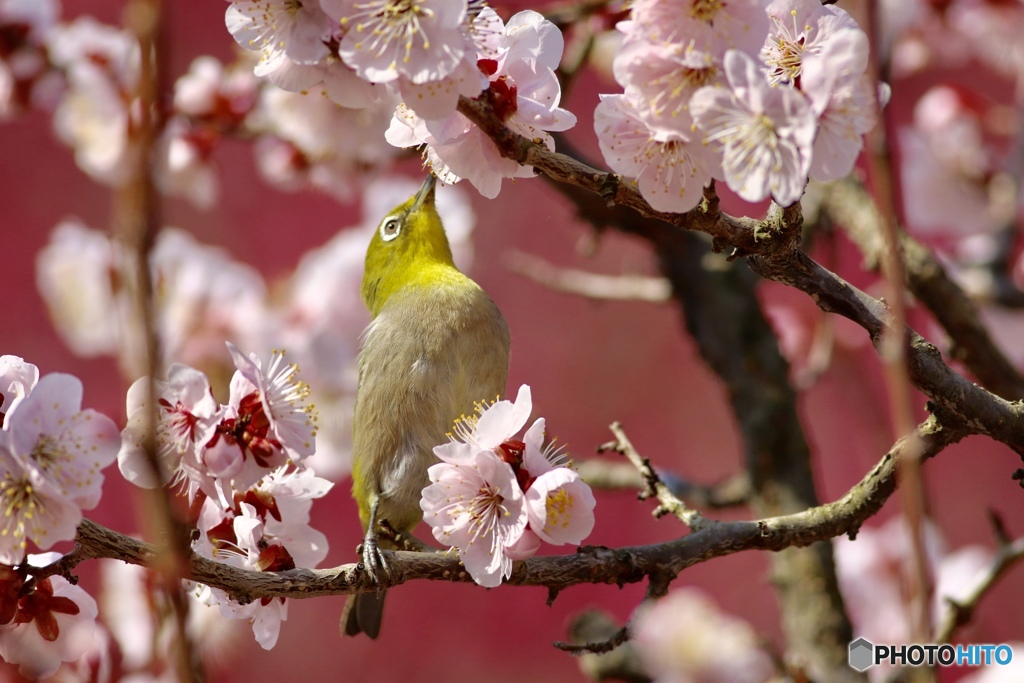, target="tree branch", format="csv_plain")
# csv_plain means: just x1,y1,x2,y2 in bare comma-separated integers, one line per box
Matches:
576,460,751,509
933,523,1024,645
31,415,963,604
598,422,708,530
457,95,1024,460
505,250,671,302
819,176,1024,401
